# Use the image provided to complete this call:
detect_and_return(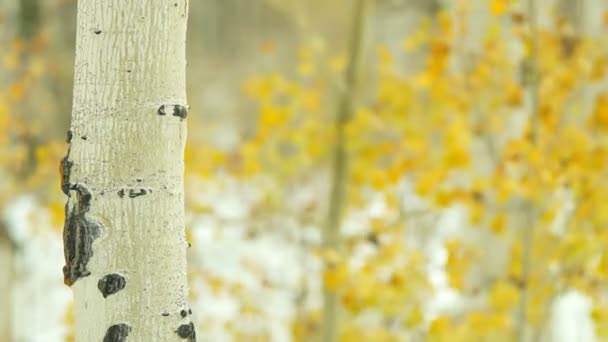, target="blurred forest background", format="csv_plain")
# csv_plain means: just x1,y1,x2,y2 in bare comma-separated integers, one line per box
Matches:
2,0,608,341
